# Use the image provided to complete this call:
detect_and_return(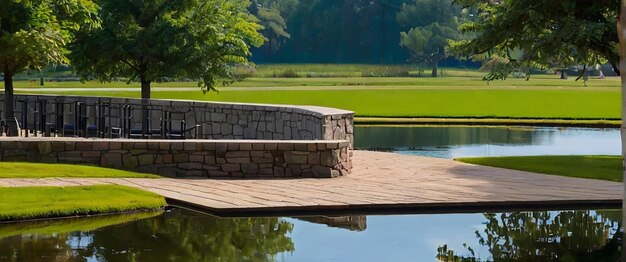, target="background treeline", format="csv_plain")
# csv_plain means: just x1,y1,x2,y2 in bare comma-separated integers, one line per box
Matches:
249,0,476,67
